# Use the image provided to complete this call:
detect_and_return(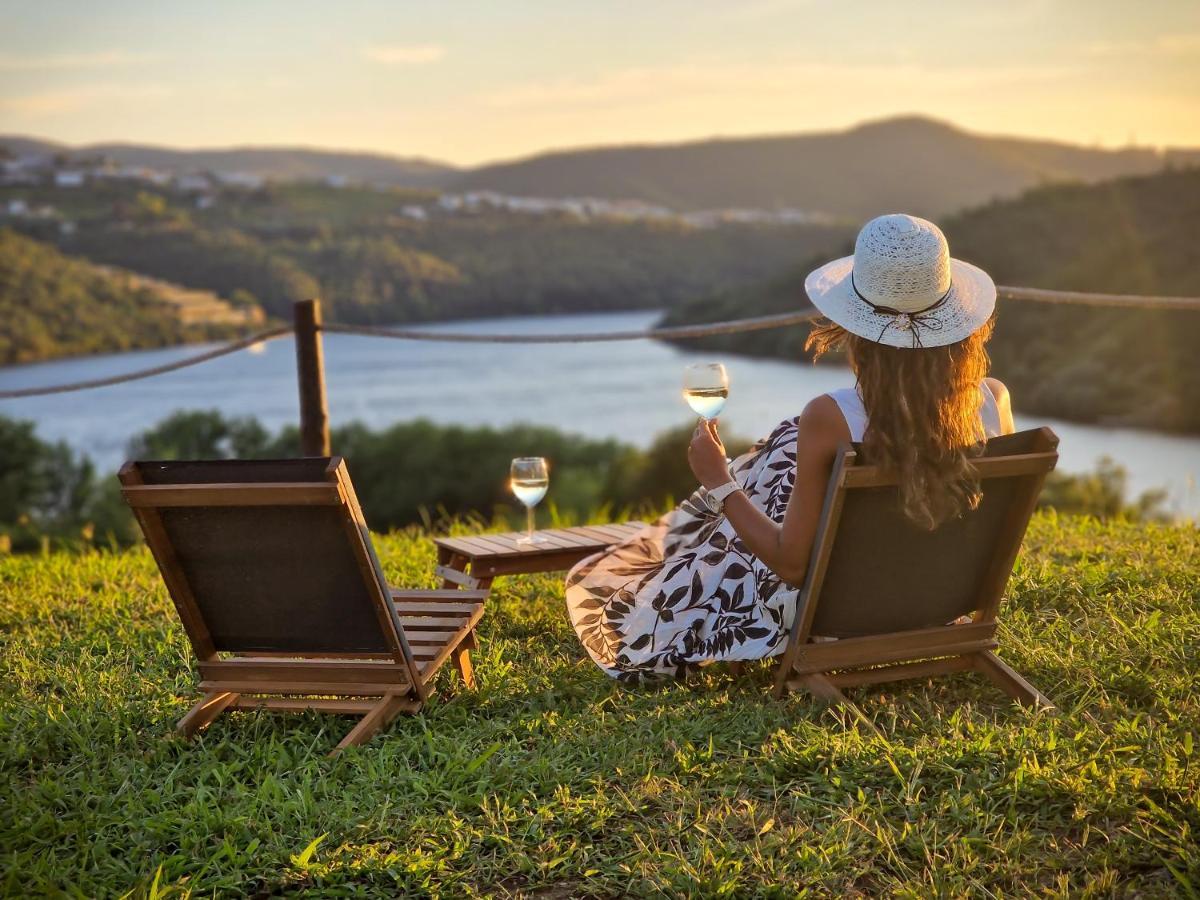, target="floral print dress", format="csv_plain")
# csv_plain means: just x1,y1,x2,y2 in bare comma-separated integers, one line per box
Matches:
565,417,802,681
